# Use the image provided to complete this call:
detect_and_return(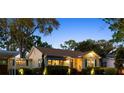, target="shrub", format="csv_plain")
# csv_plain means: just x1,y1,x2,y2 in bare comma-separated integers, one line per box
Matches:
70,68,78,75
115,47,124,68
32,68,44,75
104,68,117,75
81,67,92,75
17,68,32,75
94,67,105,75
17,68,44,75
81,67,117,75
46,66,68,75
94,67,117,75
